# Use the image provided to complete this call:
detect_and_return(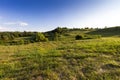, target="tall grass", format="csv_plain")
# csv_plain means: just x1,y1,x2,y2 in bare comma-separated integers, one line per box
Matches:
0,38,120,80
